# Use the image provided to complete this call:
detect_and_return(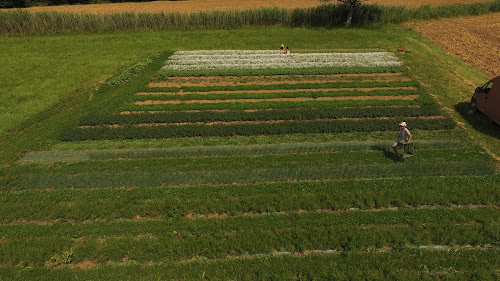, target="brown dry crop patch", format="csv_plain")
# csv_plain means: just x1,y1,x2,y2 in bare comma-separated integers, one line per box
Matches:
16,0,492,15
407,13,500,78
72,261,98,269
149,73,410,87
135,95,420,105
137,86,418,96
